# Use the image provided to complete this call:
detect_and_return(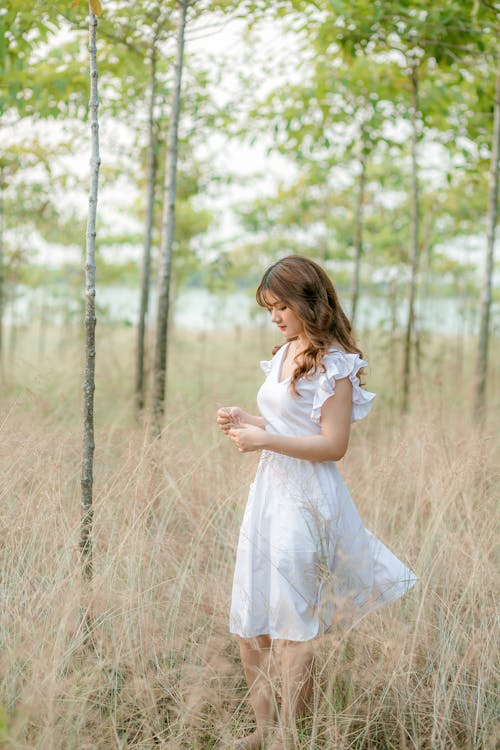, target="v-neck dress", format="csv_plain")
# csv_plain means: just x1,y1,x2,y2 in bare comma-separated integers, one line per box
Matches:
229,344,417,641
